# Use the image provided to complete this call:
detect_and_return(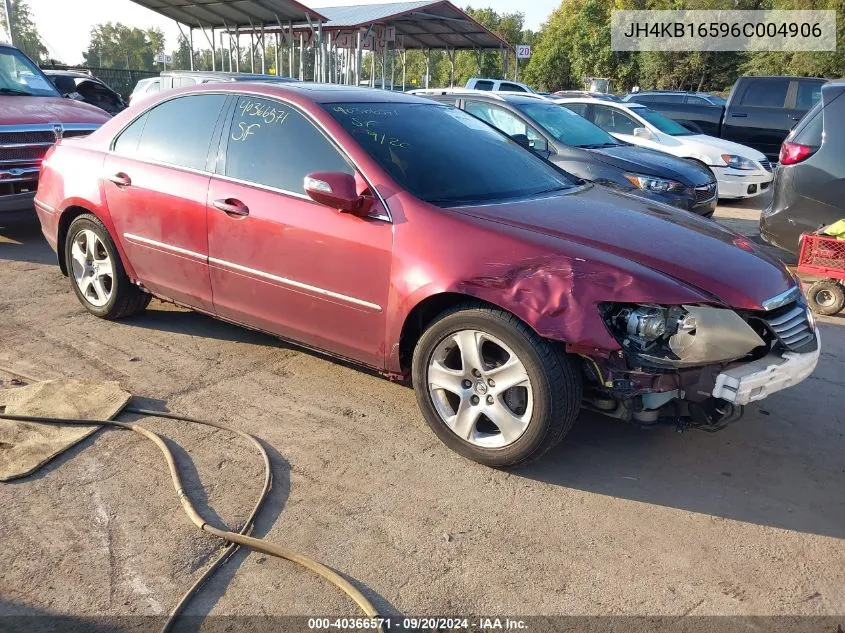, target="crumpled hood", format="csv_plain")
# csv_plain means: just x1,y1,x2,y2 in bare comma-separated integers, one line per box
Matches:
455,185,793,310
0,96,111,126
592,144,714,186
